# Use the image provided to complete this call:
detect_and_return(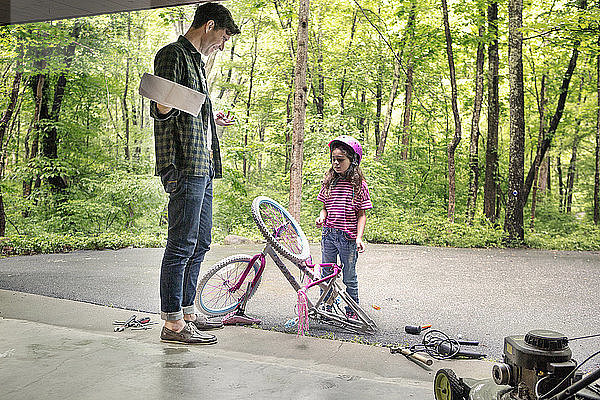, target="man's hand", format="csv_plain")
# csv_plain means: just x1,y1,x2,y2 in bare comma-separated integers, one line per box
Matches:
356,237,366,253
156,103,173,115
215,111,235,126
